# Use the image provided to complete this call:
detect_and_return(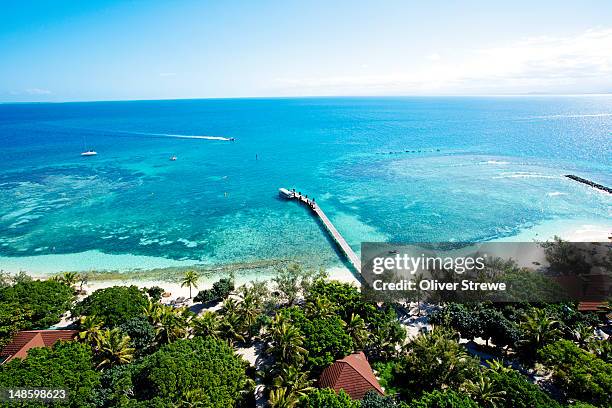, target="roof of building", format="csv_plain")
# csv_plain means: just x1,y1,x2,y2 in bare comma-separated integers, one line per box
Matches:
578,301,608,312
0,330,78,364
318,351,384,400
